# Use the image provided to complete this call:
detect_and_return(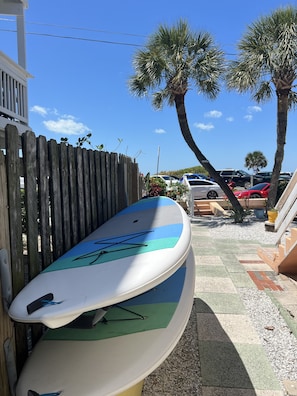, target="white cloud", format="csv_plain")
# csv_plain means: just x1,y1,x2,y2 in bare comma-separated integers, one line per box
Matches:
204,110,222,118
244,114,253,122
155,128,166,134
247,105,262,113
43,116,91,135
194,122,214,131
30,105,91,135
30,105,48,117
226,116,234,122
